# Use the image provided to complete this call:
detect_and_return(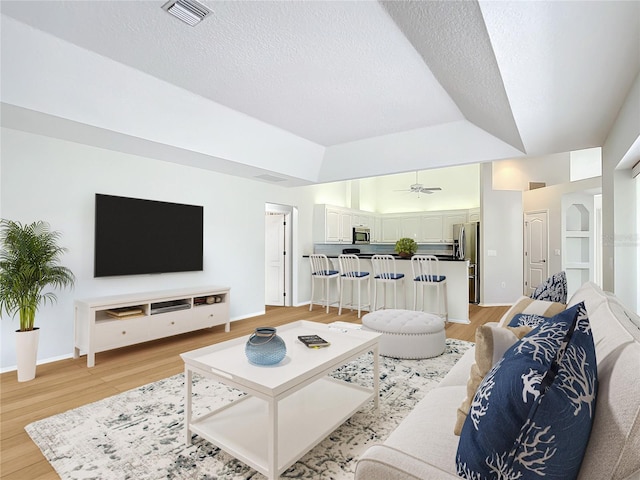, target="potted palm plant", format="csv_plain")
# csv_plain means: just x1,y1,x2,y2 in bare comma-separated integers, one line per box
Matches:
395,237,418,258
0,220,75,382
